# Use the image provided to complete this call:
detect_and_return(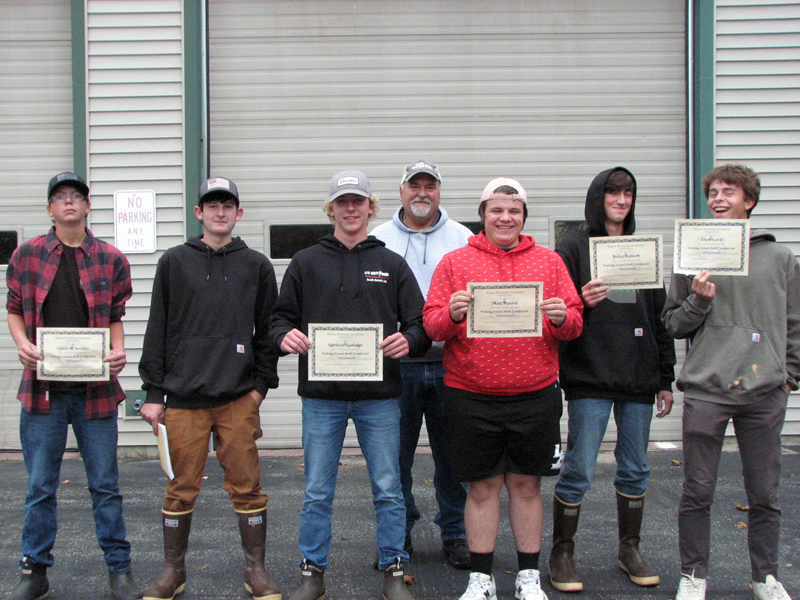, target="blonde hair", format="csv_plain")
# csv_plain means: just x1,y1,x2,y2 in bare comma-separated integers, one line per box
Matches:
322,195,381,223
